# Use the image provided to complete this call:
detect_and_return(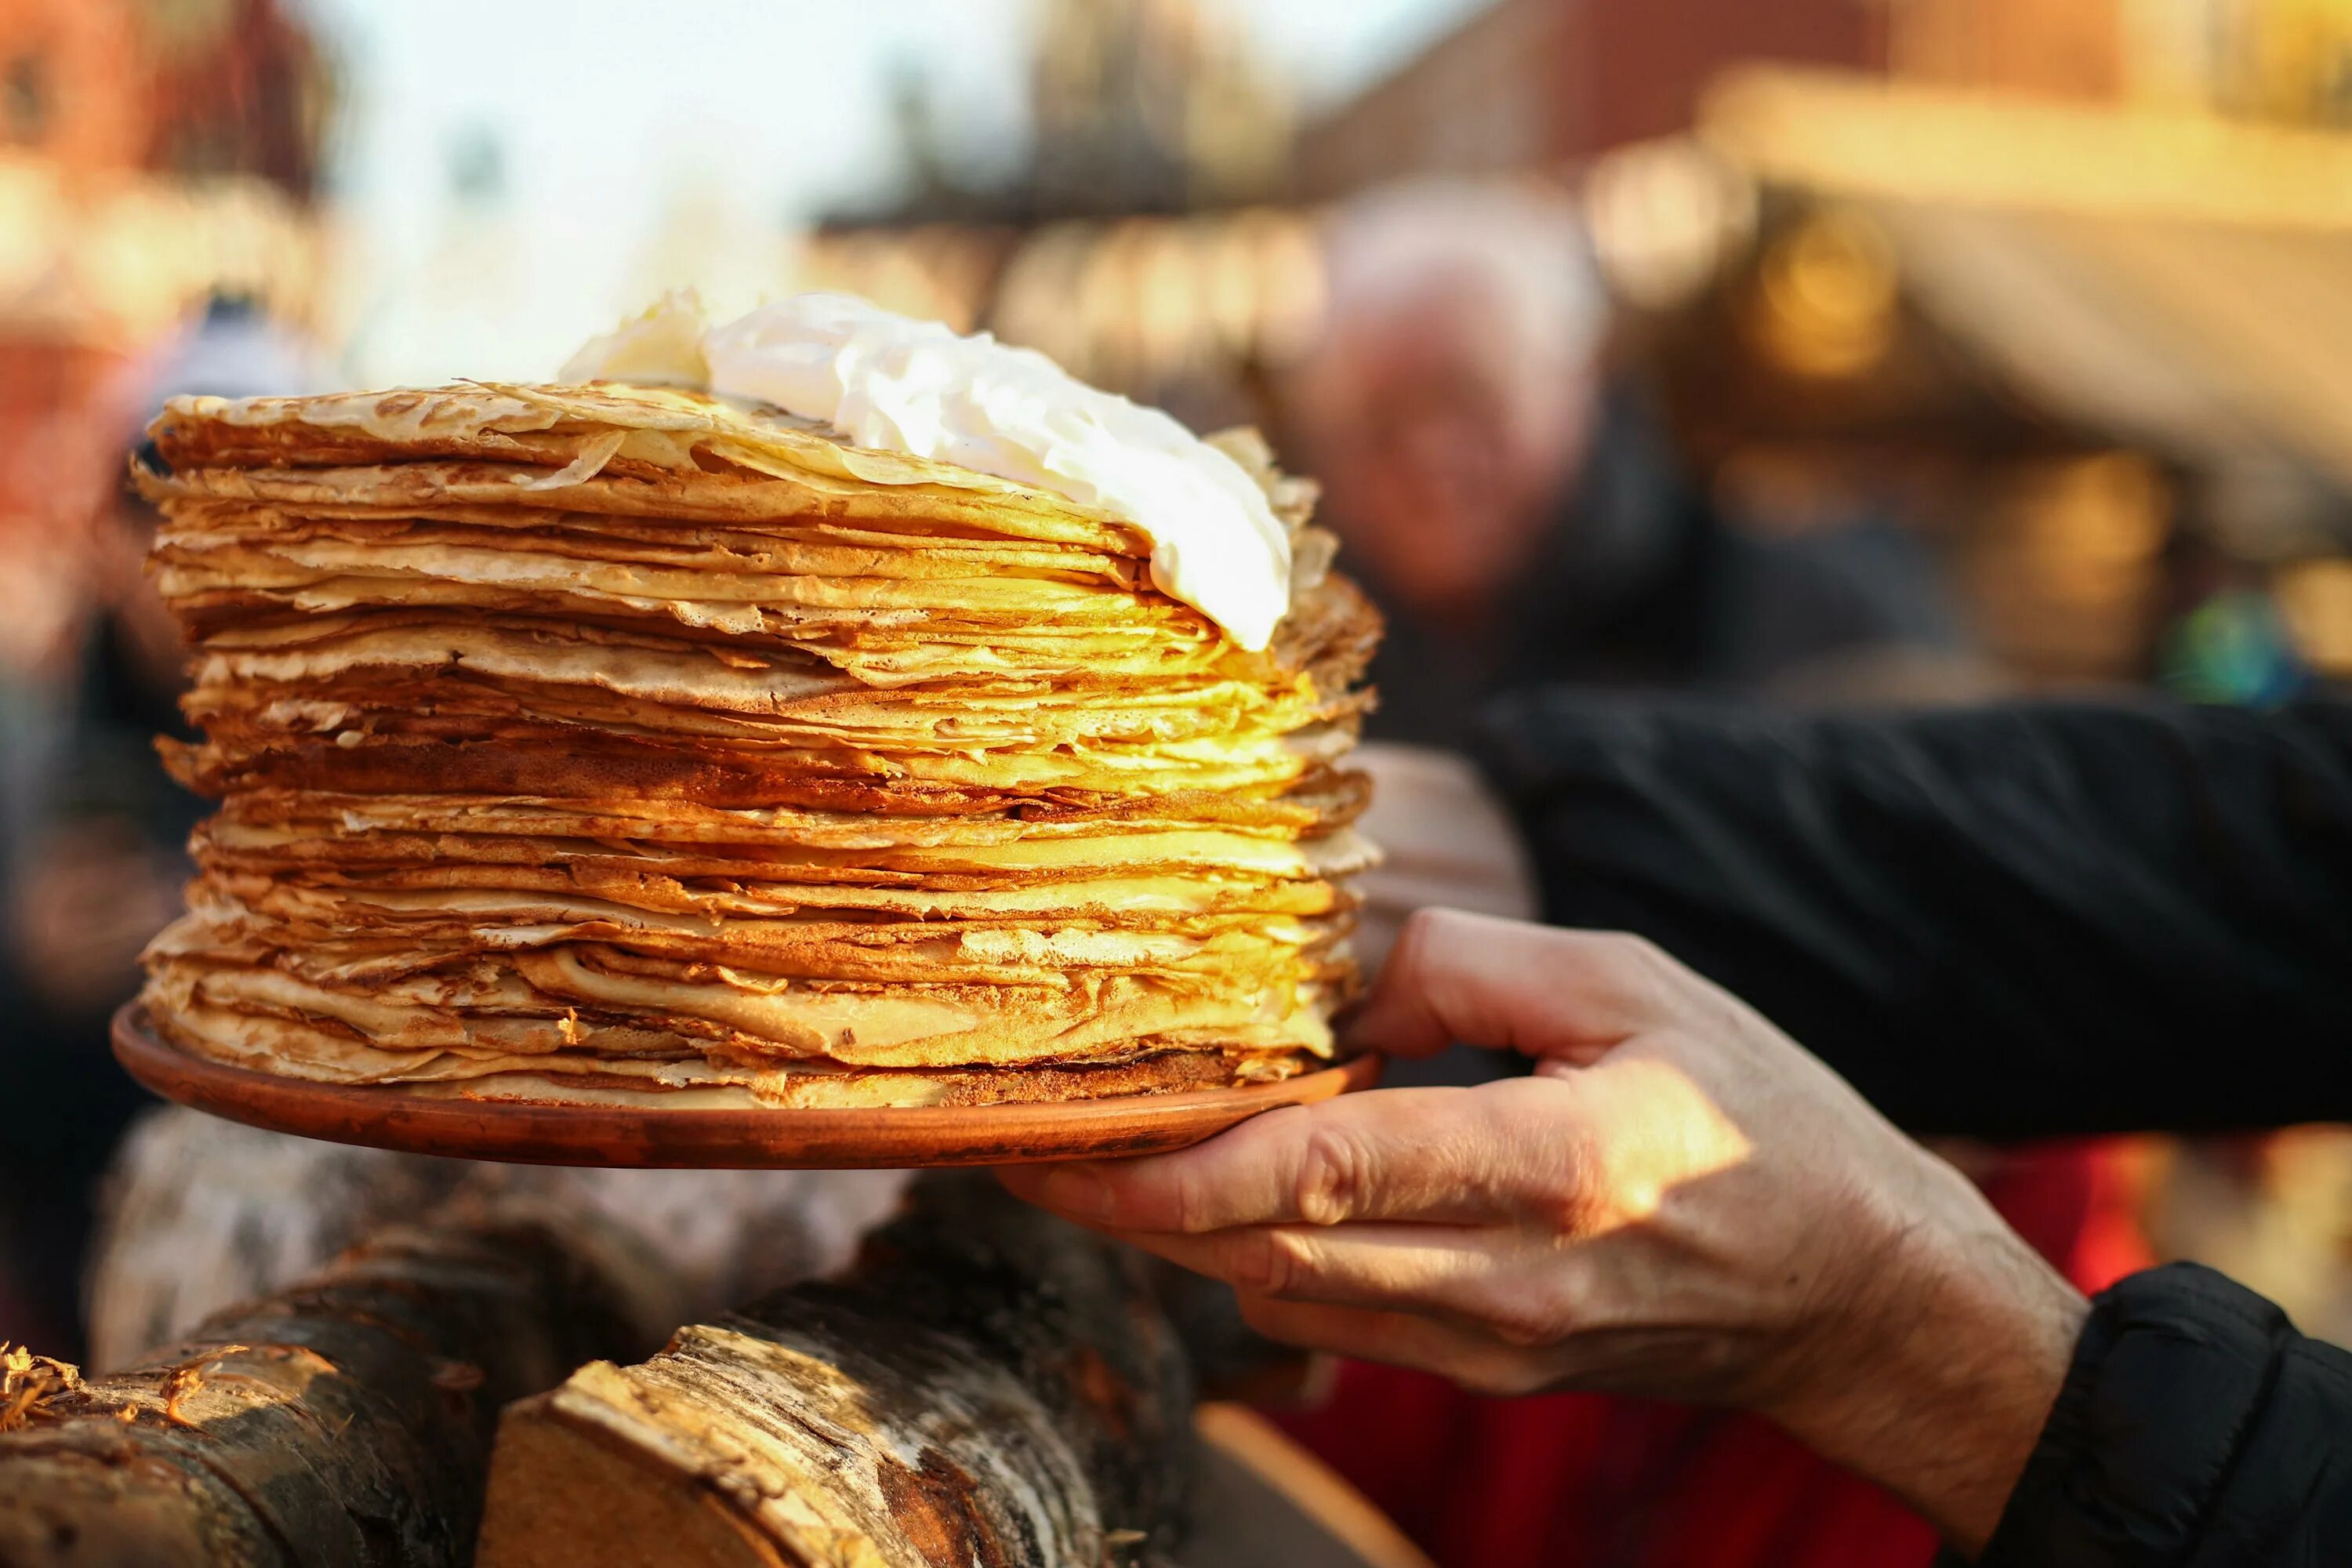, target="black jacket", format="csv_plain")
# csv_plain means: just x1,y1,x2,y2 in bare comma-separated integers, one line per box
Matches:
1360,390,1962,750
1472,693,2352,1564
